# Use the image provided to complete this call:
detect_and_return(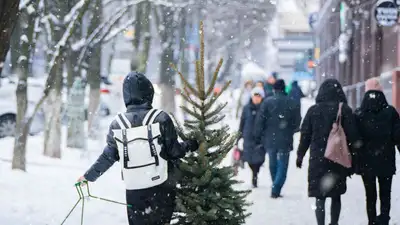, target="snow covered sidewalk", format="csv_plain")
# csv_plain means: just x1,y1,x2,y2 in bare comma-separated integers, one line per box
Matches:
1,98,400,224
